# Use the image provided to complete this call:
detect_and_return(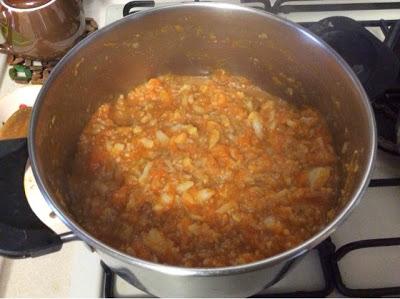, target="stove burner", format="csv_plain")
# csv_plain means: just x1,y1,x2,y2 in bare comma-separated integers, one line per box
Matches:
104,3,400,297
373,90,400,154
331,237,400,297
101,193,400,298
123,0,400,16
308,17,400,155
123,1,400,155
309,16,400,100
101,239,337,298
